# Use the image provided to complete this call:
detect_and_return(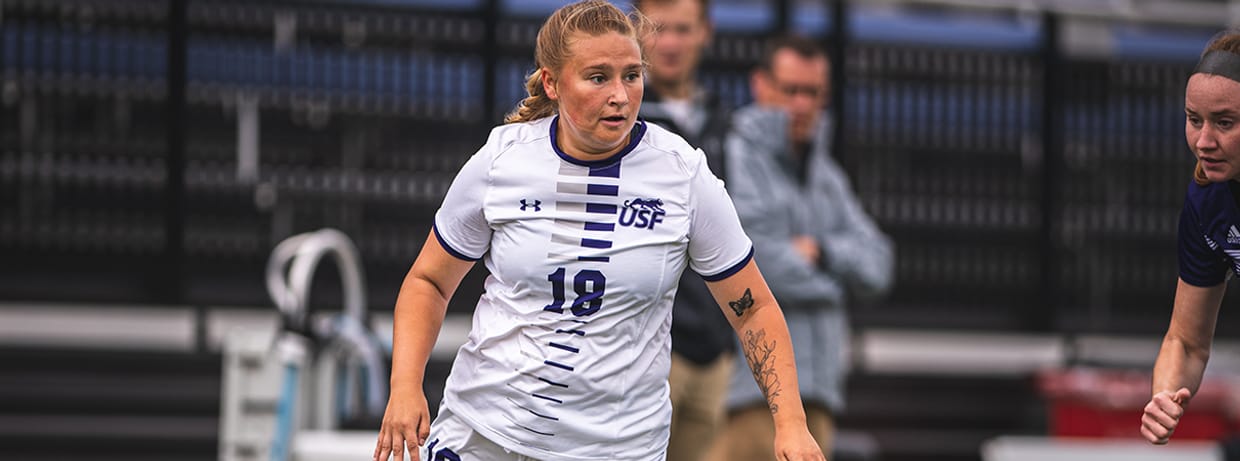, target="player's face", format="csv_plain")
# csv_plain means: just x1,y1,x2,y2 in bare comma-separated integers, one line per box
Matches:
544,31,644,160
755,49,830,144
1186,73,1240,182
641,0,710,87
